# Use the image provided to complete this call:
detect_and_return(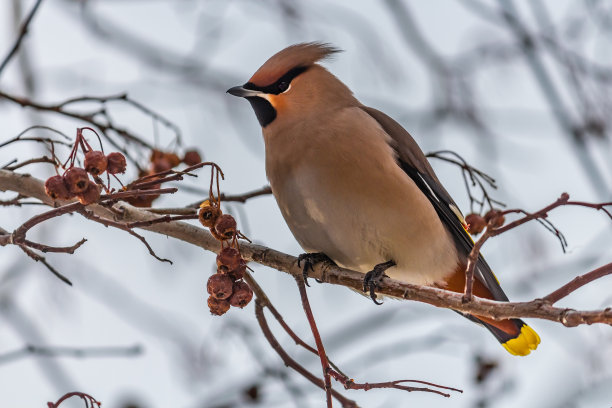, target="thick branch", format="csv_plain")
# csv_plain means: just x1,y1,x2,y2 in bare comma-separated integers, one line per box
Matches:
1,170,611,326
